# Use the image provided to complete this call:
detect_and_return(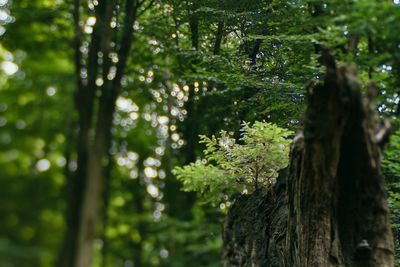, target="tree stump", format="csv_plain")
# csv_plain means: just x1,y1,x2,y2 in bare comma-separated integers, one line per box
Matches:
223,57,395,267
